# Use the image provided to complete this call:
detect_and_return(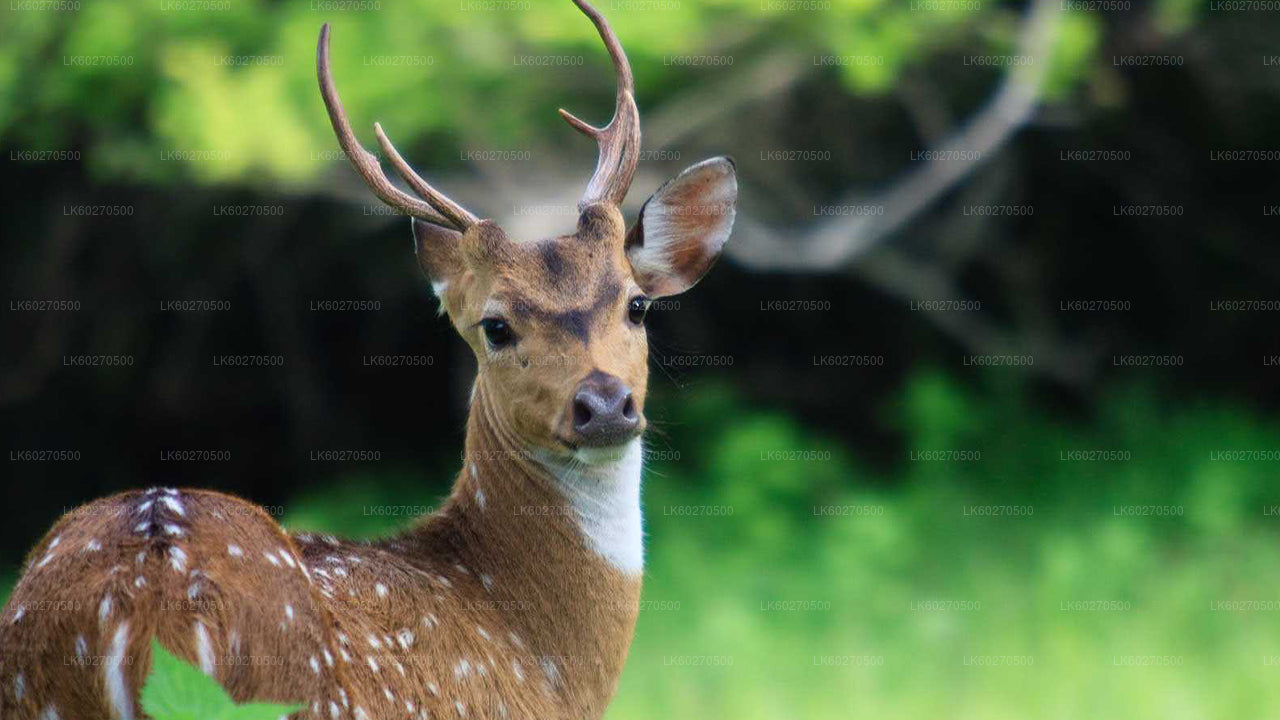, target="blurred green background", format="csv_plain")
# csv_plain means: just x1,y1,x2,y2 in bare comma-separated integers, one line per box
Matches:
3,0,1280,717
